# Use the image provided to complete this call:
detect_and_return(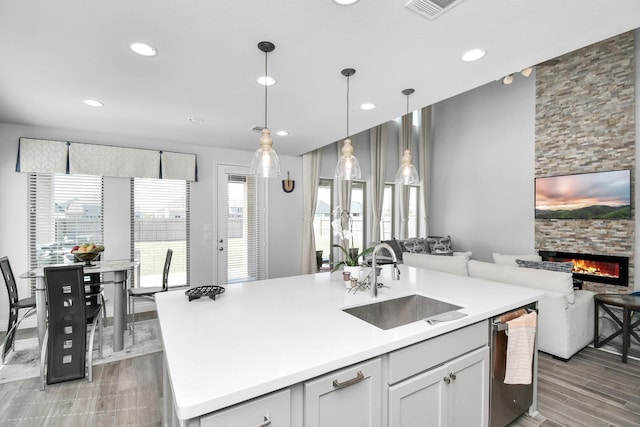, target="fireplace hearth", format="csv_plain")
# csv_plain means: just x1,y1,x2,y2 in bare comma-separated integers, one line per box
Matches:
538,250,629,287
